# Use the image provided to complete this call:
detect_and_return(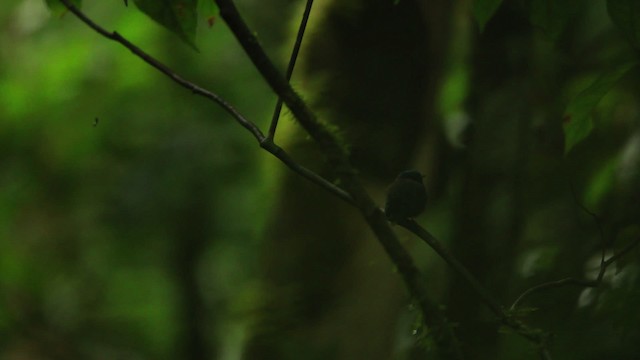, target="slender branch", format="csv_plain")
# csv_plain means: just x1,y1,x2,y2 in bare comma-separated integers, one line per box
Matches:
366,210,465,359
213,1,467,357
259,138,353,203
510,278,597,310
62,1,472,357
59,0,263,141
603,237,640,266
510,237,640,310
268,0,315,140
398,219,550,349
510,186,640,311
61,5,449,346
569,183,607,281
58,0,353,205
215,0,350,172
398,219,504,318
